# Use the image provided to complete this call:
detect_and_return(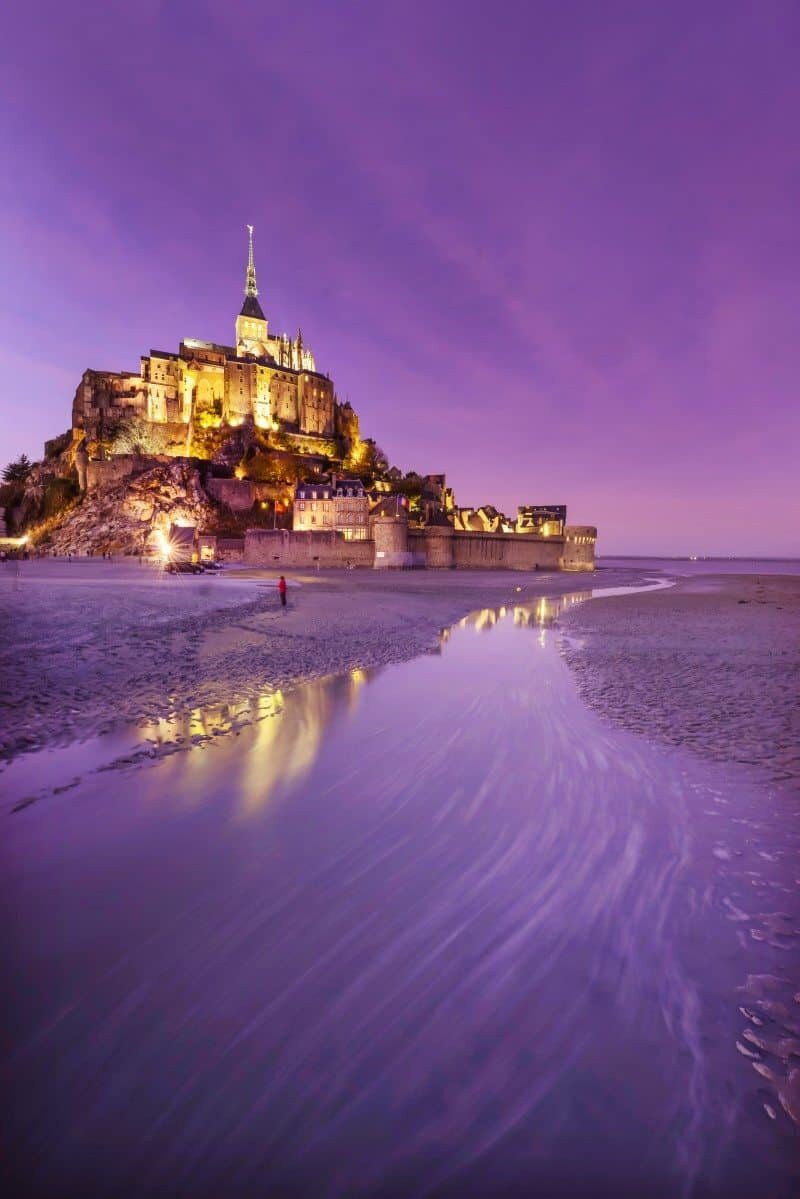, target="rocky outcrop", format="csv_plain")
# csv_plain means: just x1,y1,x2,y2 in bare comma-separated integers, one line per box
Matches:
45,461,220,556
